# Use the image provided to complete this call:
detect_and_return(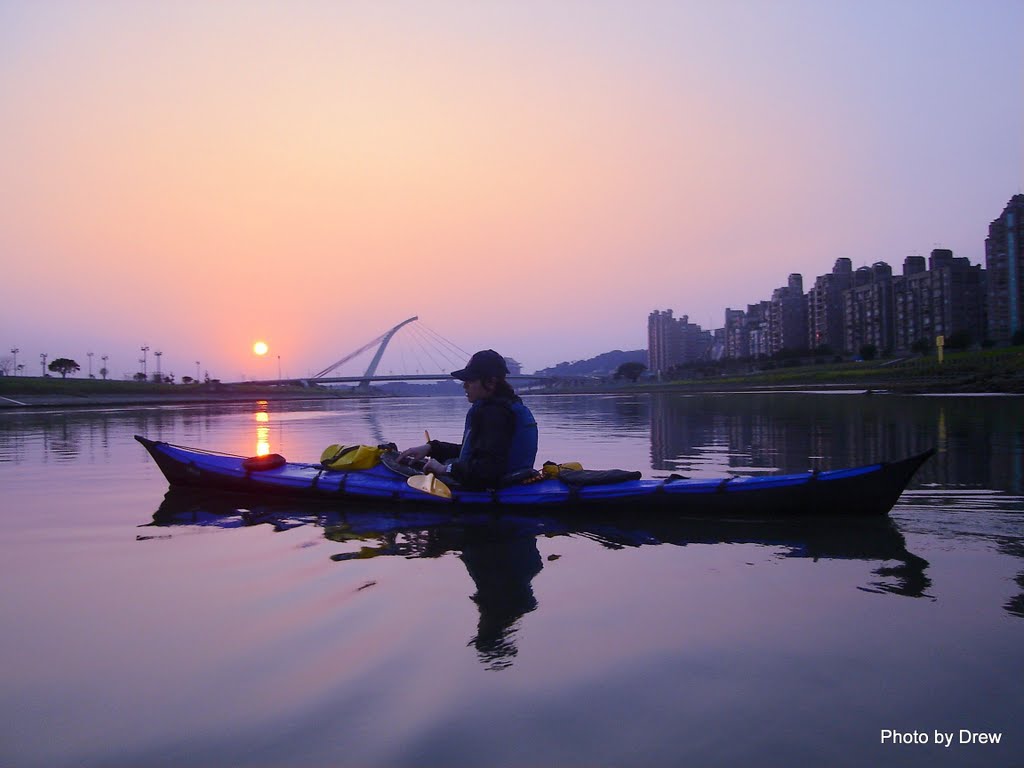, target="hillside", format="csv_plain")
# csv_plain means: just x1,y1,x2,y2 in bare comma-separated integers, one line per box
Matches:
535,349,646,377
